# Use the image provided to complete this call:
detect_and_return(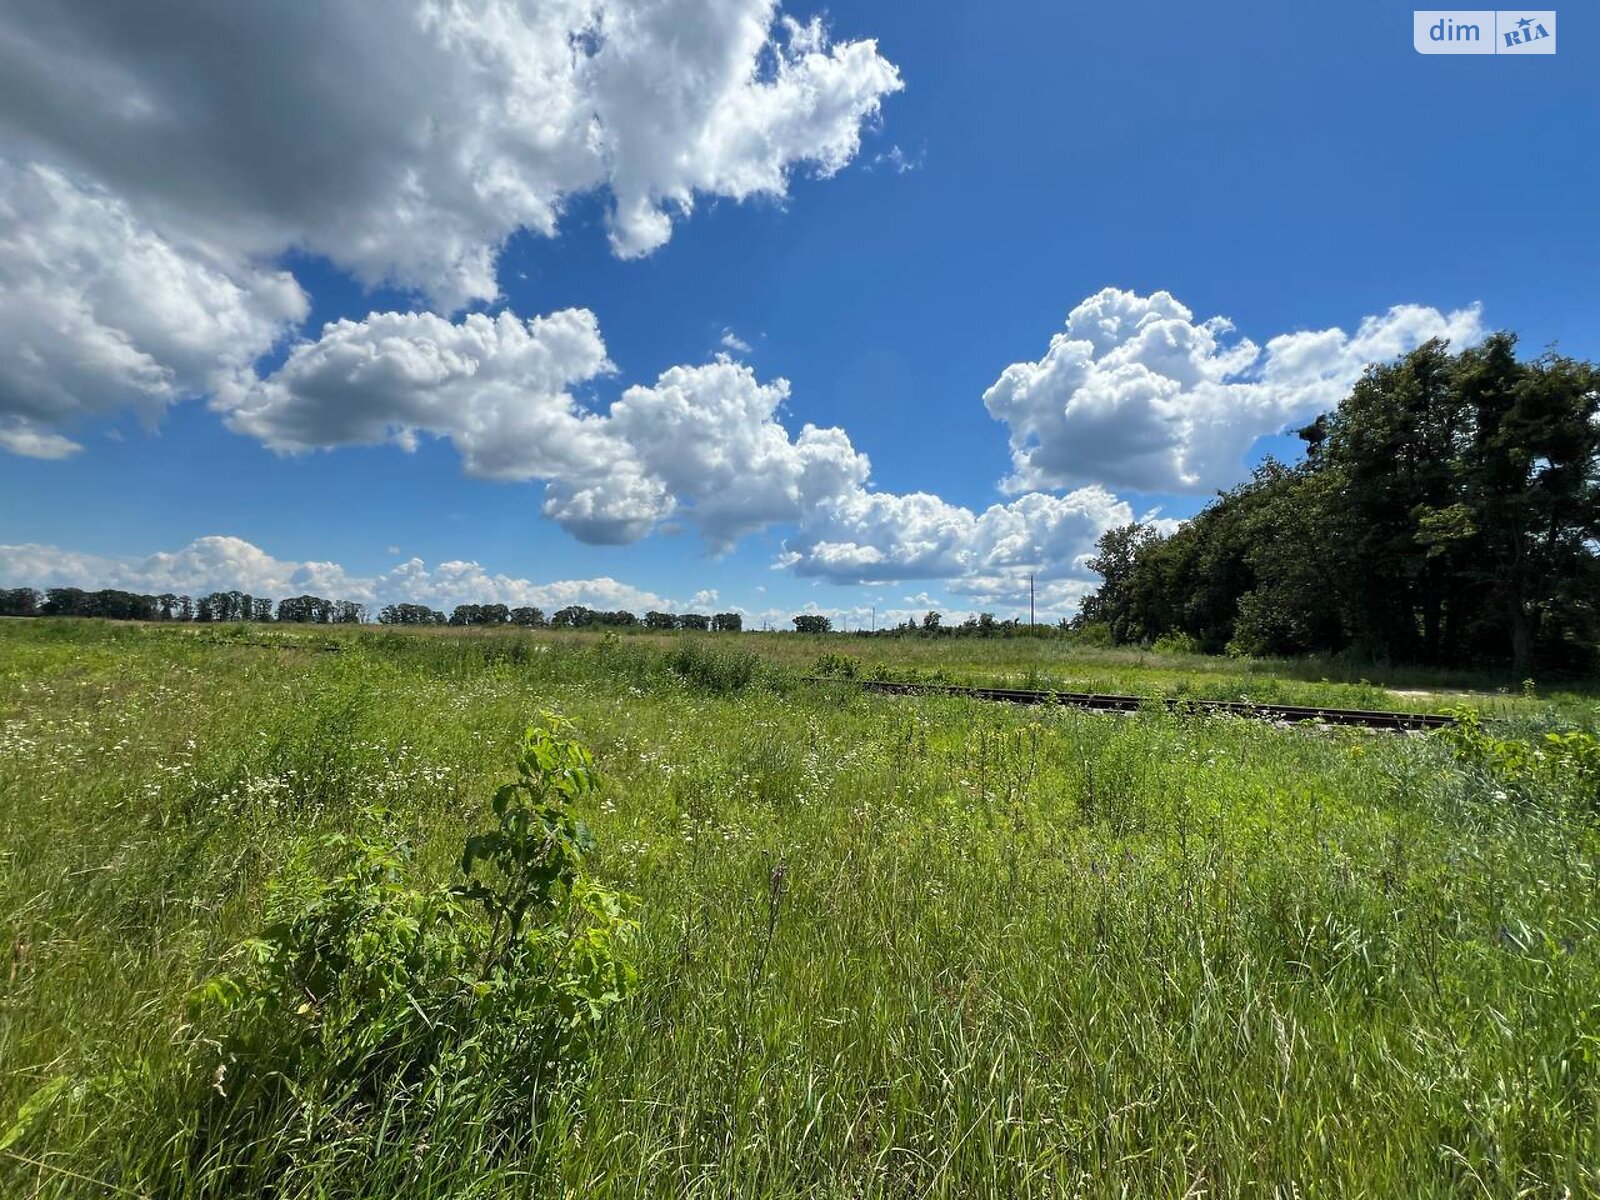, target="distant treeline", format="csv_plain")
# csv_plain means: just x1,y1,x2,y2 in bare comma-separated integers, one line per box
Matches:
0,588,365,624
380,604,744,631
793,612,1068,638
1076,333,1600,672
0,588,1077,639
0,588,746,633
